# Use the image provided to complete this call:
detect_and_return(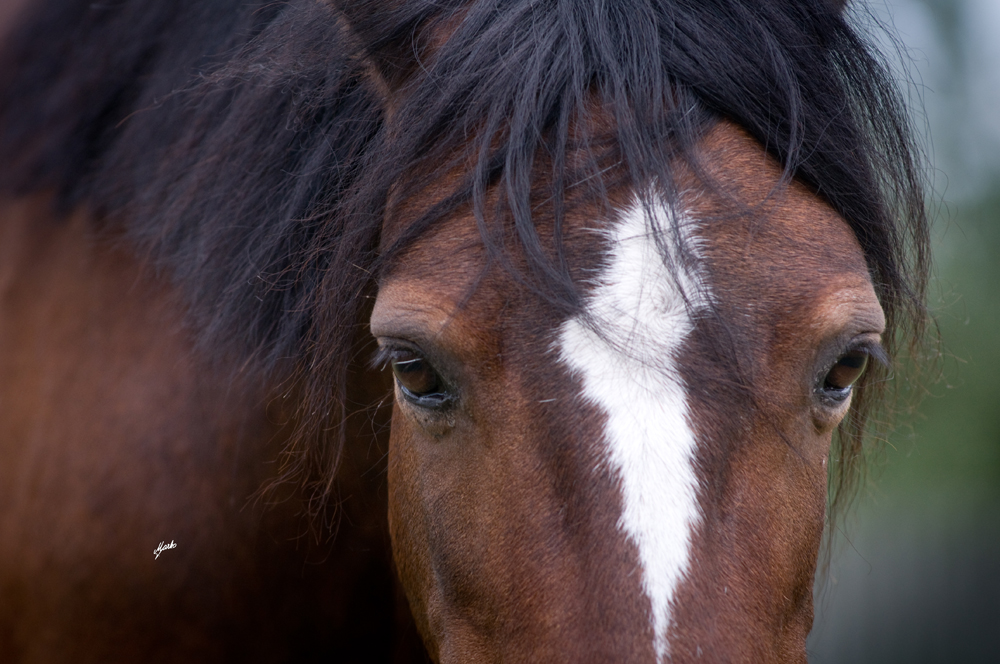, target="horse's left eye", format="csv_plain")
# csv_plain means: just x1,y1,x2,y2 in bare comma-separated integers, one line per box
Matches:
820,349,869,401
389,351,451,407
